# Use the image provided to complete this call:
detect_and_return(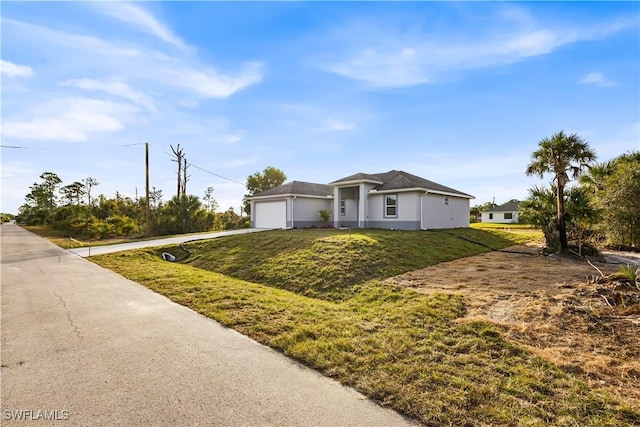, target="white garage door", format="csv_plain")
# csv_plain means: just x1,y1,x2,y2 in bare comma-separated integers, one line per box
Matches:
254,201,286,229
